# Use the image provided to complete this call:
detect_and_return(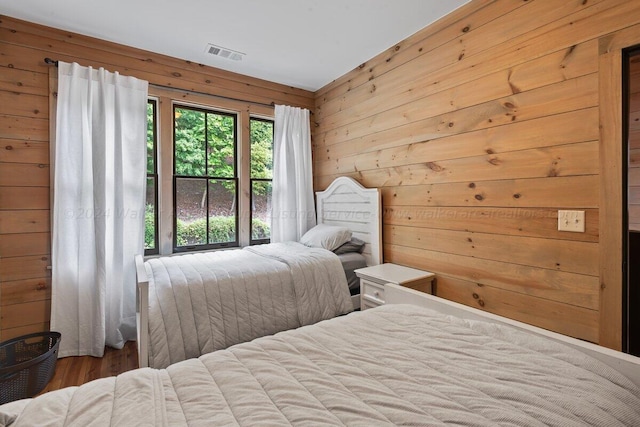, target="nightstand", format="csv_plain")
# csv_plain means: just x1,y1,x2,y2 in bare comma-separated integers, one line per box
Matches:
355,263,435,310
